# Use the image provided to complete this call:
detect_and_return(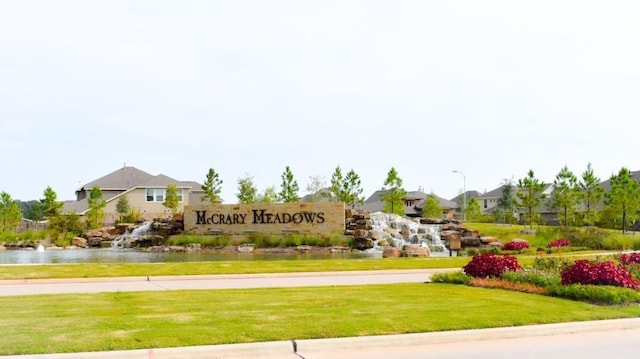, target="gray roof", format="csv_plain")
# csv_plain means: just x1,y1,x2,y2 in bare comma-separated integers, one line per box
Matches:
78,166,153,192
